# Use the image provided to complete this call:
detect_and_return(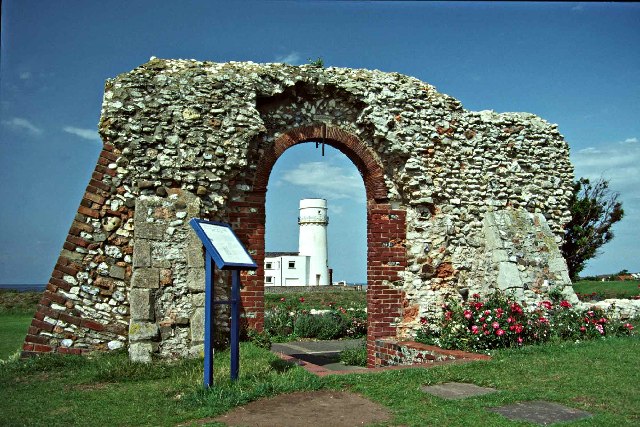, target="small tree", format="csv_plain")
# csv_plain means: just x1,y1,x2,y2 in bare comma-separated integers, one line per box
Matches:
562,177,624,281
